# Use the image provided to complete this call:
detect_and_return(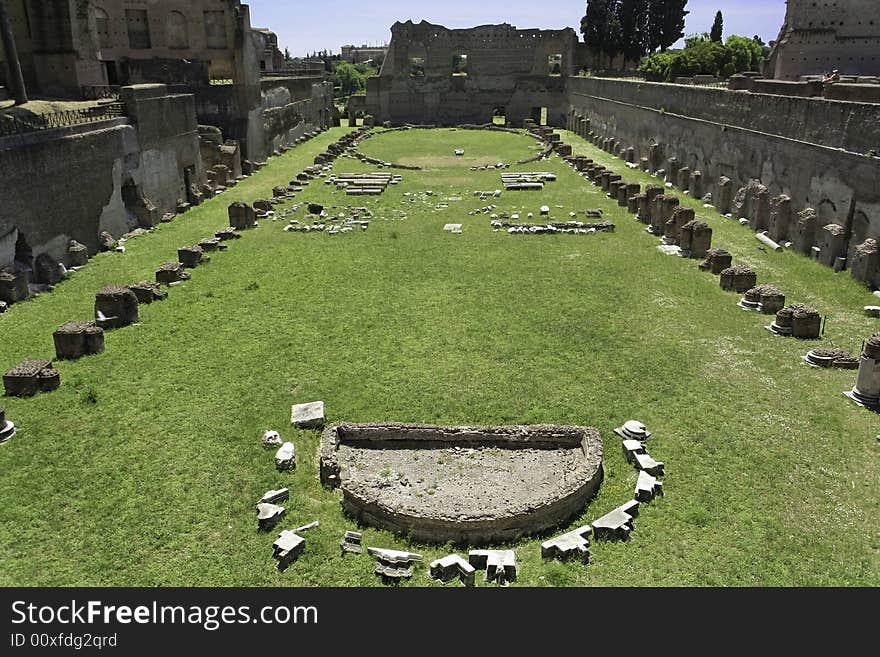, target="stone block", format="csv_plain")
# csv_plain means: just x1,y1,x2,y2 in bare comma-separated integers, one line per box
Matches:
690,171,703,198
469,549,517,585
768,195,792,243
215,228,240,241
340,530,363,555
368,547,423,581
259,488,289,505
613,420,652,441
851,239,880,288
67,240,89,267
791,305,822,339
256,503,285,531
127,281,167,304
750,186,770,231
275,442,296,471
680,219,712,258
792,208,819,255
94,285,139,330
677,166,691,192
648,143,664,173
635,470,663,503
291,401,325,429
98,231,117,252
664,207,695,244
634,451,665,476
261,430,282,449
429,554,476,586
272,530,304,571
228,202,256,230
0,271,29,304
4,360,60,397
155,262,190,285
53,321,104,360
592,500,640,541
720,266,757,293
665,157,680,186
177,246,205,269
717,177,732,215
651,195,680,235
818,224,848,268
622,439,646,462
0,407,14,443
541,525,592,564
